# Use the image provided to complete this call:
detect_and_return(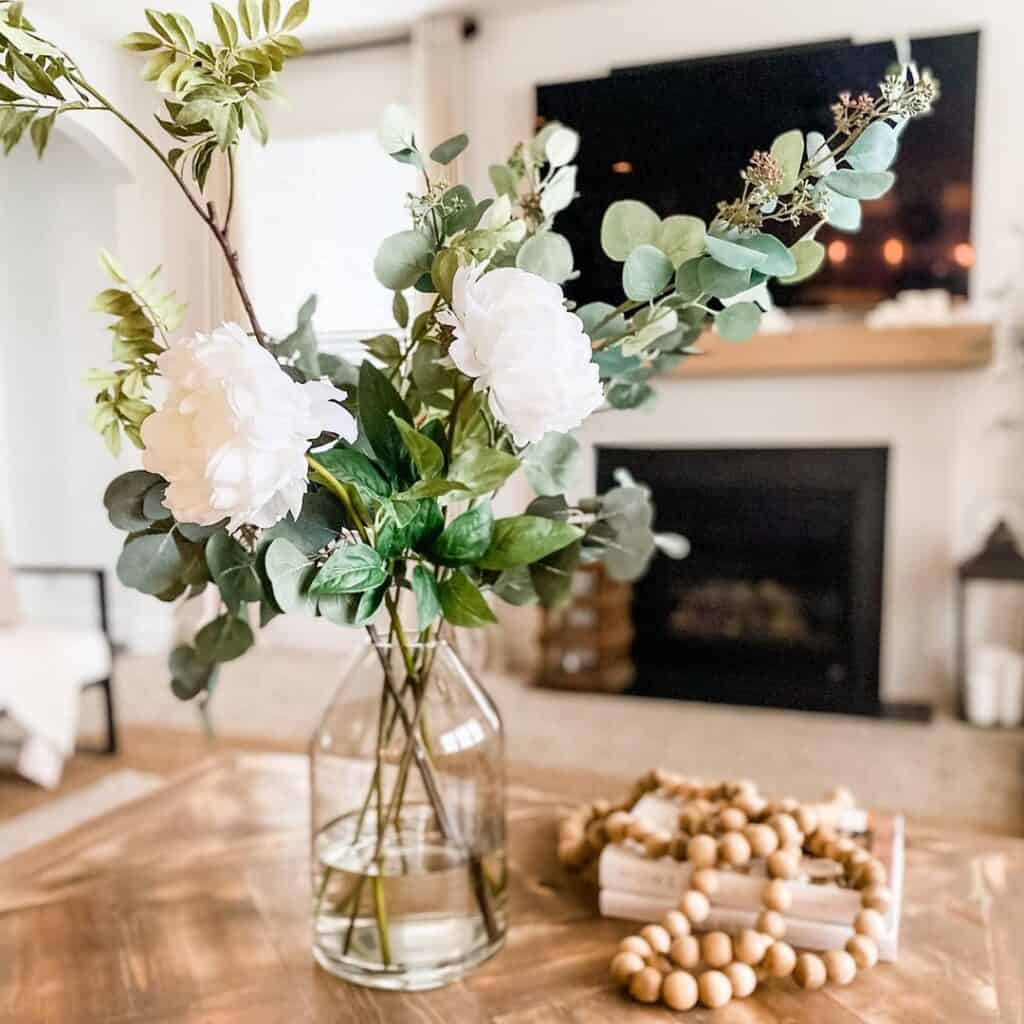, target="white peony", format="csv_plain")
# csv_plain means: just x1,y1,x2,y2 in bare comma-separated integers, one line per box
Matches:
443,263,604,446
141,322,356,531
